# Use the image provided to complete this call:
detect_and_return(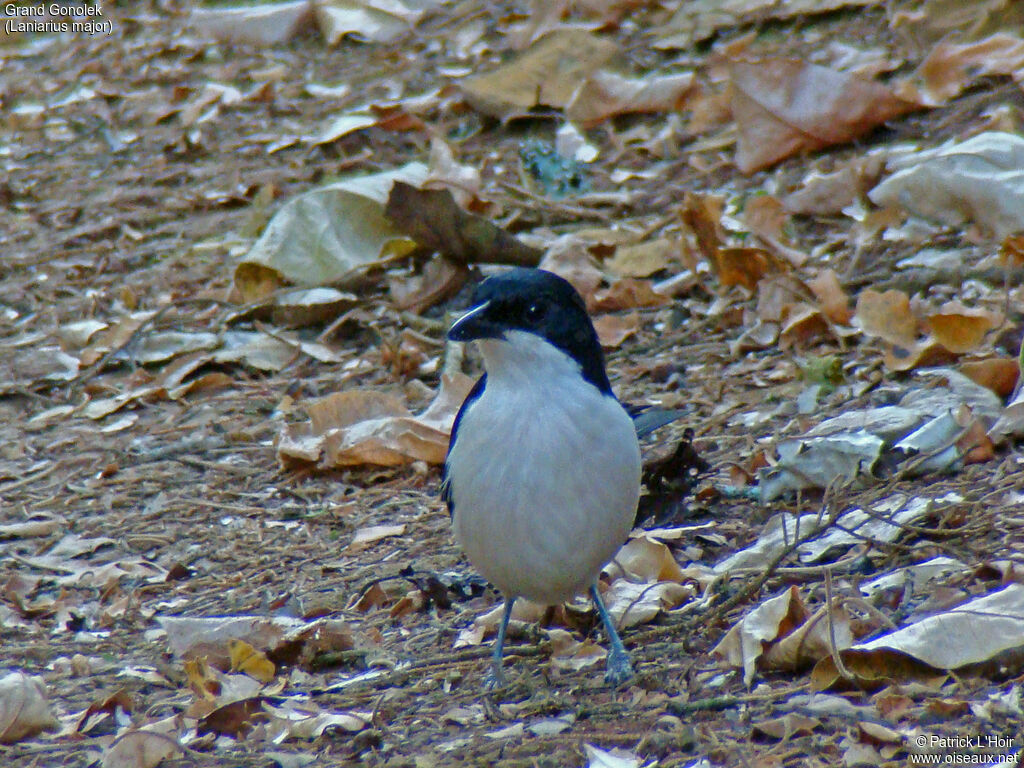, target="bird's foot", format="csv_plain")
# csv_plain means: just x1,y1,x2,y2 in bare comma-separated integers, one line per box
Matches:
604,649,634,687
483,664,506,691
